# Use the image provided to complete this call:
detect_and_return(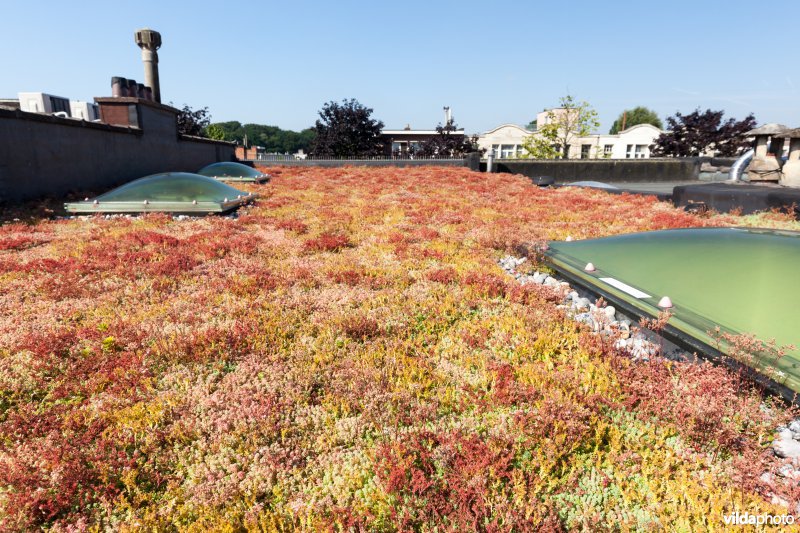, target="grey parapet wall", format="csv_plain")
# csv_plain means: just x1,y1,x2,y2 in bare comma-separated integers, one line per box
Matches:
490,158,701,183
248,153,482,172
0,103,235,204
